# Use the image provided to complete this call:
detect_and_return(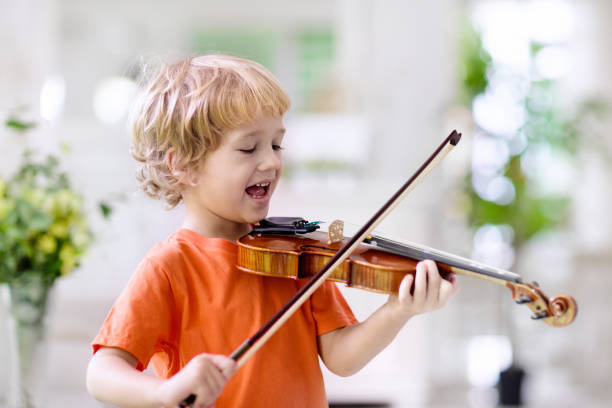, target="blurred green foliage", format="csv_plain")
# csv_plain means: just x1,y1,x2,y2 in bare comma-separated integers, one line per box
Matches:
458,22,492,106
463,156,571,246
459,26,608,249
0,118,110,285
